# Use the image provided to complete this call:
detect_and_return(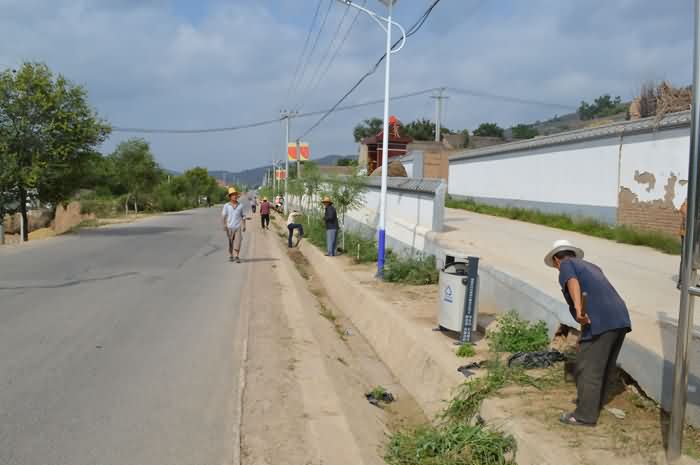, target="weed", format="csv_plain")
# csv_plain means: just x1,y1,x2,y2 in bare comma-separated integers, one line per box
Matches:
370,385,387,400
385,422,516,465
456,343,476,358
68,219,100,232
384,254,439,285
319,303,337,322
487,311,550,353
446,197,681,255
